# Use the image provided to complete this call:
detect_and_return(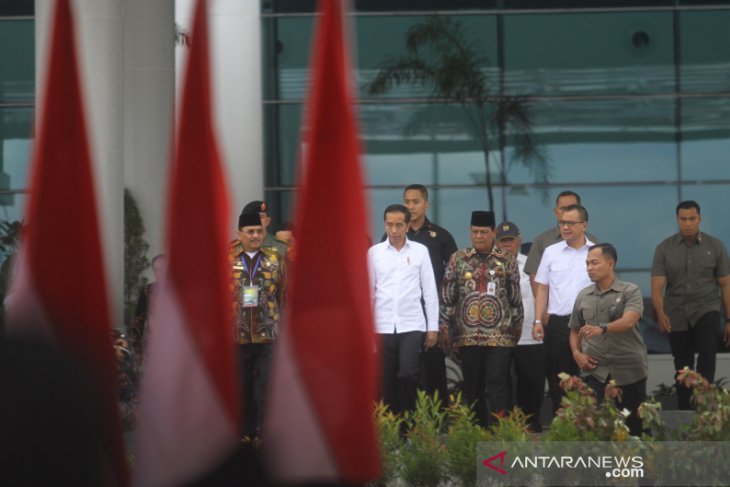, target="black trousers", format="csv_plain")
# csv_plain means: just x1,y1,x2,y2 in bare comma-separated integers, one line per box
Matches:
380,331,423,414
238,343,273,438
668,311,721,410
585,375,647,437
460,346,513,427
513,343,546,432
419,346,448,405
544,314,578,415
